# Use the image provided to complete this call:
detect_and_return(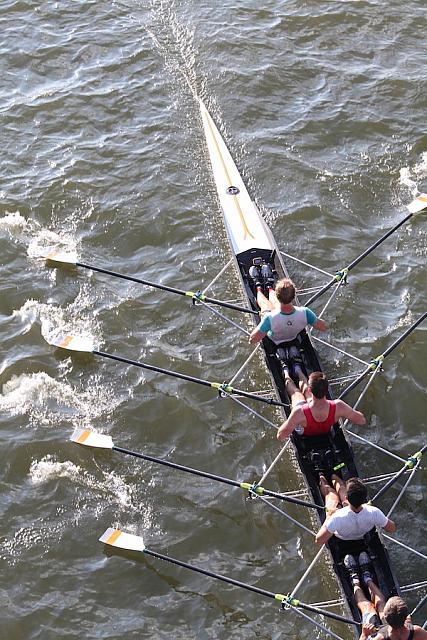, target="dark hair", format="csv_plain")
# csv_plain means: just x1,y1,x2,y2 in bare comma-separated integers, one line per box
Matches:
345,477,368,508
308,372,328,399
383,597,408,629
275,278,295,304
